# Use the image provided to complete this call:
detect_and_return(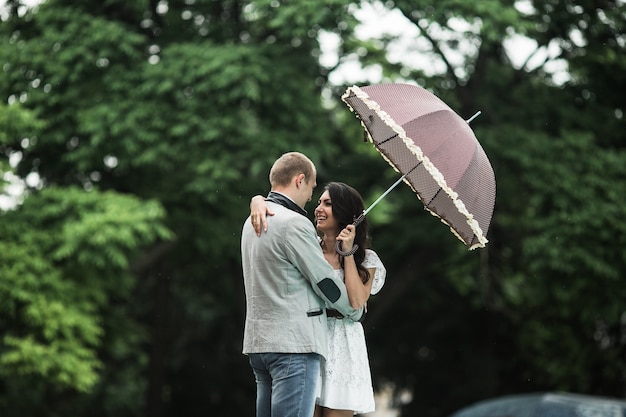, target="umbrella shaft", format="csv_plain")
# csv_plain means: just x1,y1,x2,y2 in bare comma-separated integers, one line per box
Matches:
355,169,413,225
466,111,481,124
